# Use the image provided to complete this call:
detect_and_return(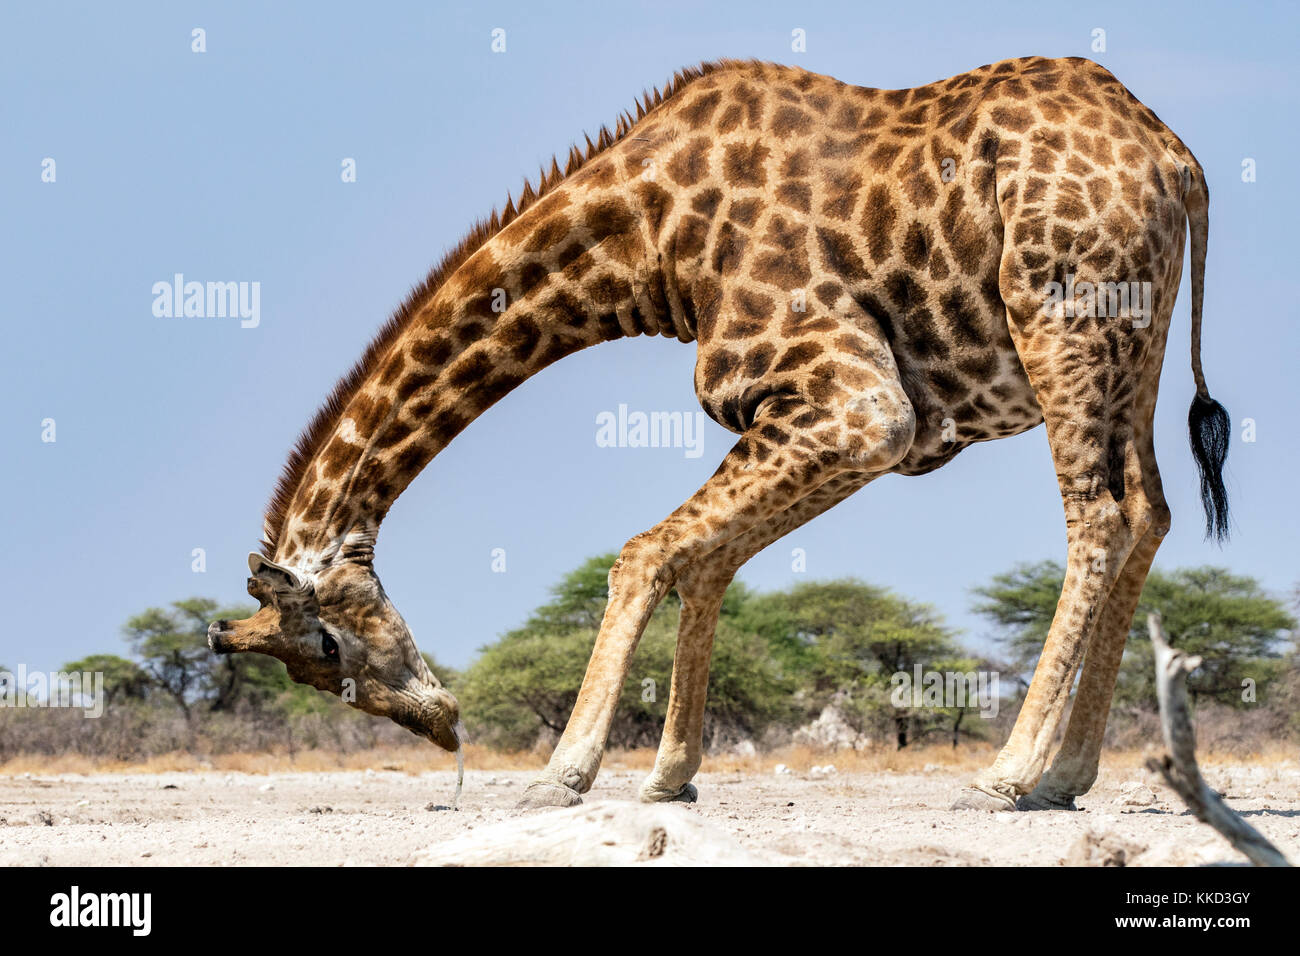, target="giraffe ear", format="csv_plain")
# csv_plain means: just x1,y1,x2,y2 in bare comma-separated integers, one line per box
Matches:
248,553,312,597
